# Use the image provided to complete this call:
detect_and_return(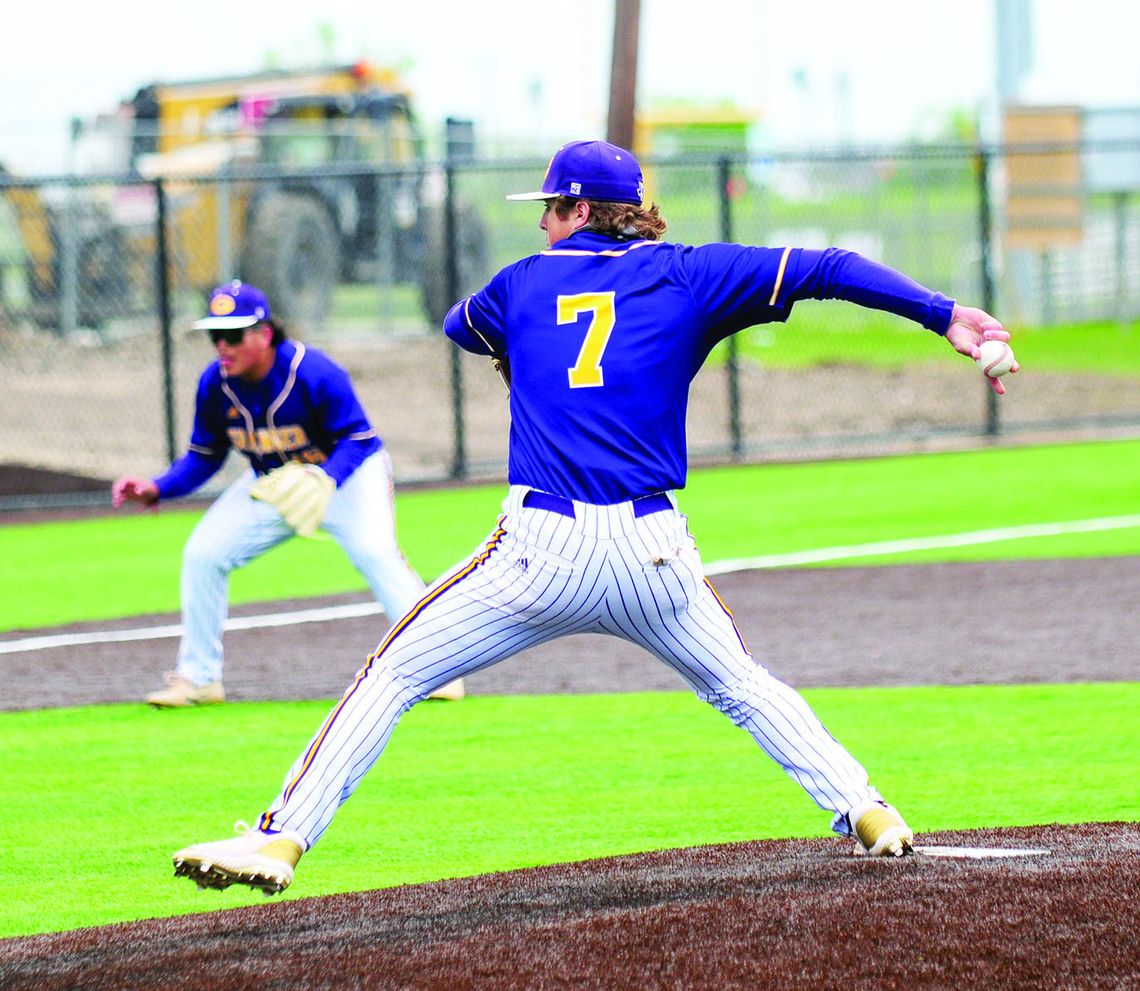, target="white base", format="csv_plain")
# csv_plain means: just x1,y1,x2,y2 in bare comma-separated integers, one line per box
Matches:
912,845,1050,859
